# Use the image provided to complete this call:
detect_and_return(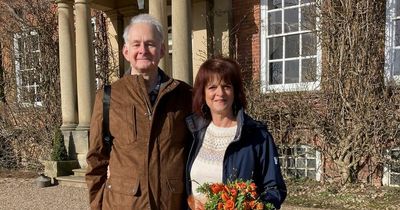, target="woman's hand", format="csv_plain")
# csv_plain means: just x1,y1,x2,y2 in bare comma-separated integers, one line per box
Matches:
187,195,205,210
